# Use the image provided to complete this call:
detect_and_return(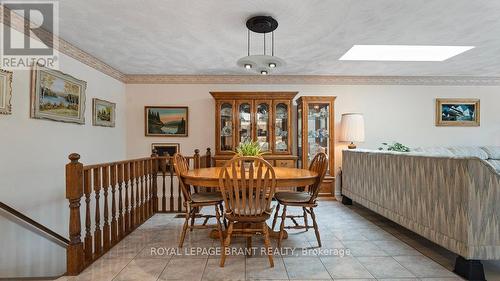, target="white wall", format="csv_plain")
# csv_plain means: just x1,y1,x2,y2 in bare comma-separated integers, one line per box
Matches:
126,83,500,171
0,25,126,277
